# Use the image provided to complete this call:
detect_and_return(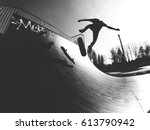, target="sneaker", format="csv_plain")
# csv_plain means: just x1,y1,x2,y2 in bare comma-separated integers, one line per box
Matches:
88,45,92,53
79,29,84,33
